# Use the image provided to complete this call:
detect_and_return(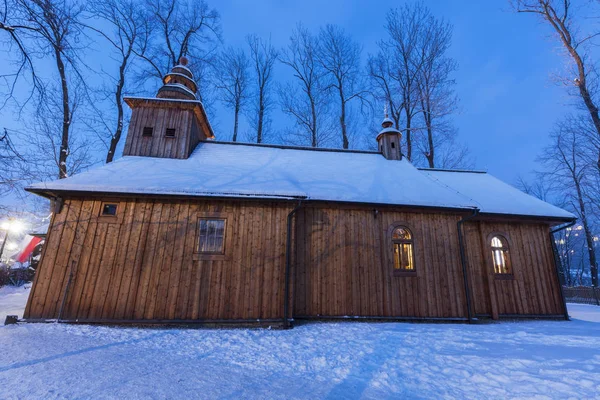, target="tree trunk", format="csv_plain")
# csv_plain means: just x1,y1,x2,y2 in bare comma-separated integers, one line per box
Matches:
257,88,264,143
310,92,317,148
106,54,129,163
339,89,348,149
422,98,434,168
574,176,598,286
55,47,70,179
233,101,240,142
540,5,600,171
405,112,412,161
